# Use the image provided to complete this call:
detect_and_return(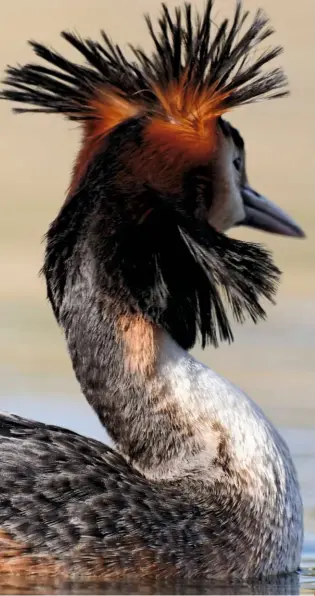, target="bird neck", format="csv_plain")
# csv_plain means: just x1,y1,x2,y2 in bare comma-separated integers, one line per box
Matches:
59,269,290,490
62,277,215,480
